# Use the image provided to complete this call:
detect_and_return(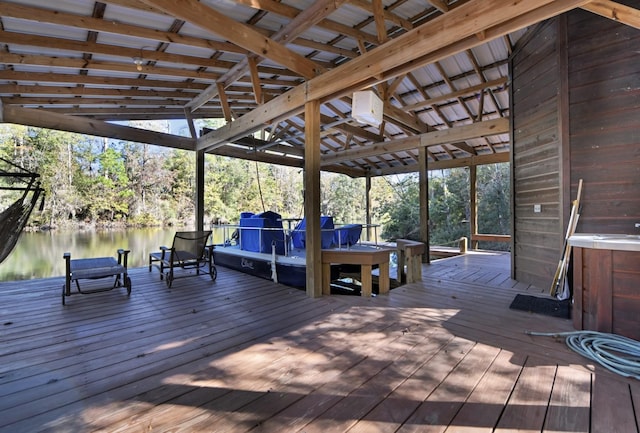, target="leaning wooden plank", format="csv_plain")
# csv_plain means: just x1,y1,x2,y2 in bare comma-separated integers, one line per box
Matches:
550,179,583,296
628,379,640,429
